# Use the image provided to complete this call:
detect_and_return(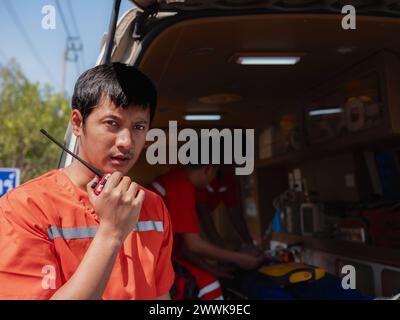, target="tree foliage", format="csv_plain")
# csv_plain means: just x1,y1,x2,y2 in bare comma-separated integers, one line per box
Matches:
0,61,70,183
